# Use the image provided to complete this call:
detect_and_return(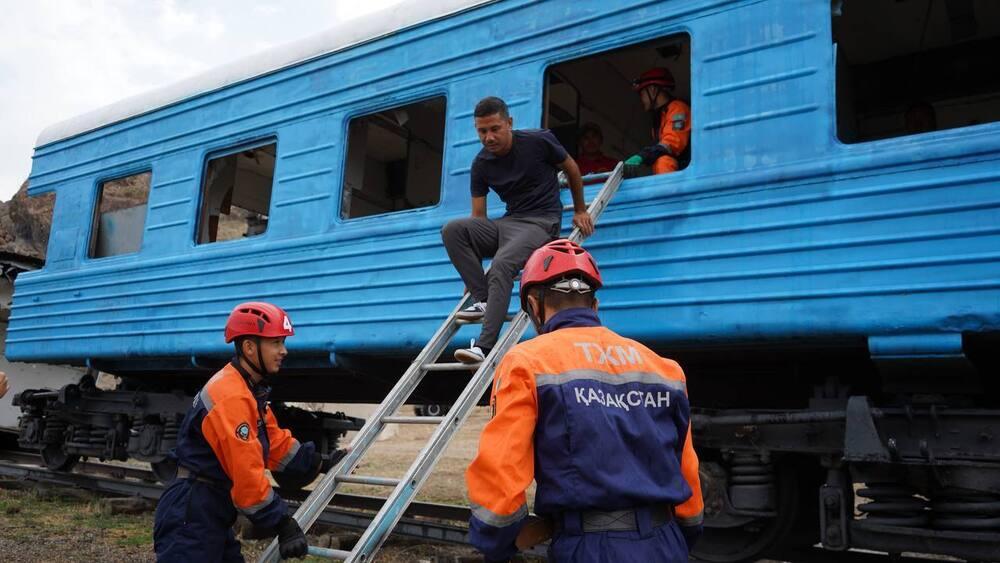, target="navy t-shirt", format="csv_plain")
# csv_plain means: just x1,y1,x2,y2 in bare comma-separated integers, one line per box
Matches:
470,129,568,219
